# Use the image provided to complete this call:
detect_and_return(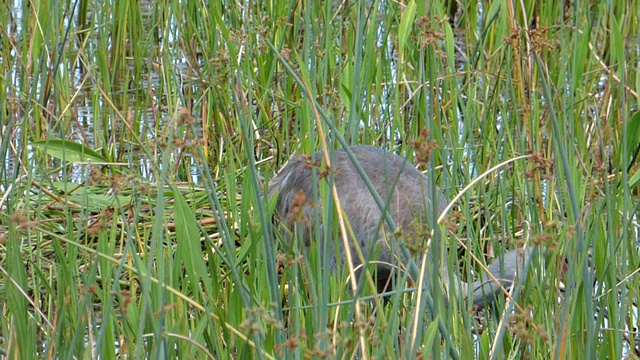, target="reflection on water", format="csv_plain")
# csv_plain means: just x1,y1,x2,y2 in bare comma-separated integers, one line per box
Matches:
1,0,209,186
